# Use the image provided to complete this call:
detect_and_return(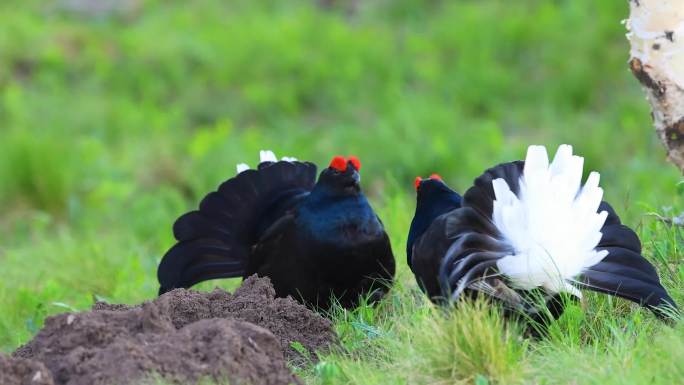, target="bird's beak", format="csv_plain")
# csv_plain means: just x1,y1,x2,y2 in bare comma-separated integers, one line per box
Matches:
347,164,361,184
